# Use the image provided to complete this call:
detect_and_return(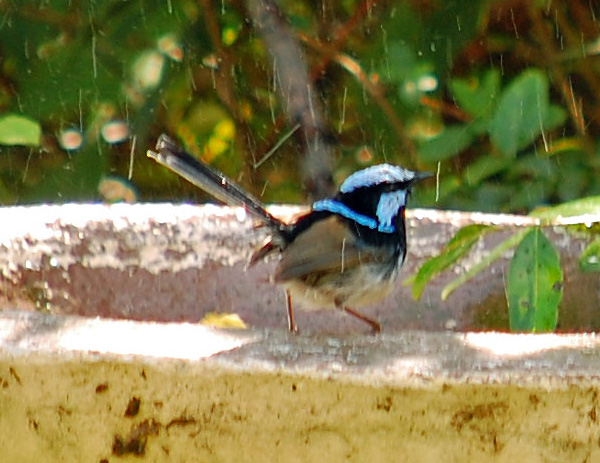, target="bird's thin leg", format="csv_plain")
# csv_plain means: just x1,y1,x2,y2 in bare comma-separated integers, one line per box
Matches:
342,307,381,333
285,290,298,333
